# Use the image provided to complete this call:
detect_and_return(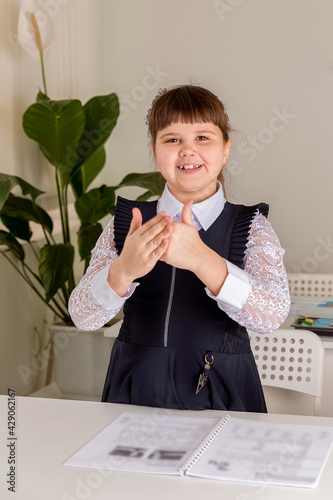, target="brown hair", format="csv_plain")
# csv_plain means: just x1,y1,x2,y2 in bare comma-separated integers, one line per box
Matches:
147,85,232,145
